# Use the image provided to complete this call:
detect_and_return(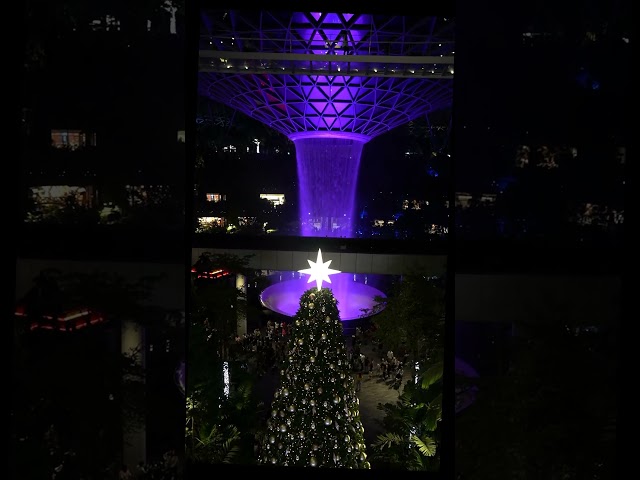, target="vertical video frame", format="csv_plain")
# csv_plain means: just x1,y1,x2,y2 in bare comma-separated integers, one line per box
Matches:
188,8,454,475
